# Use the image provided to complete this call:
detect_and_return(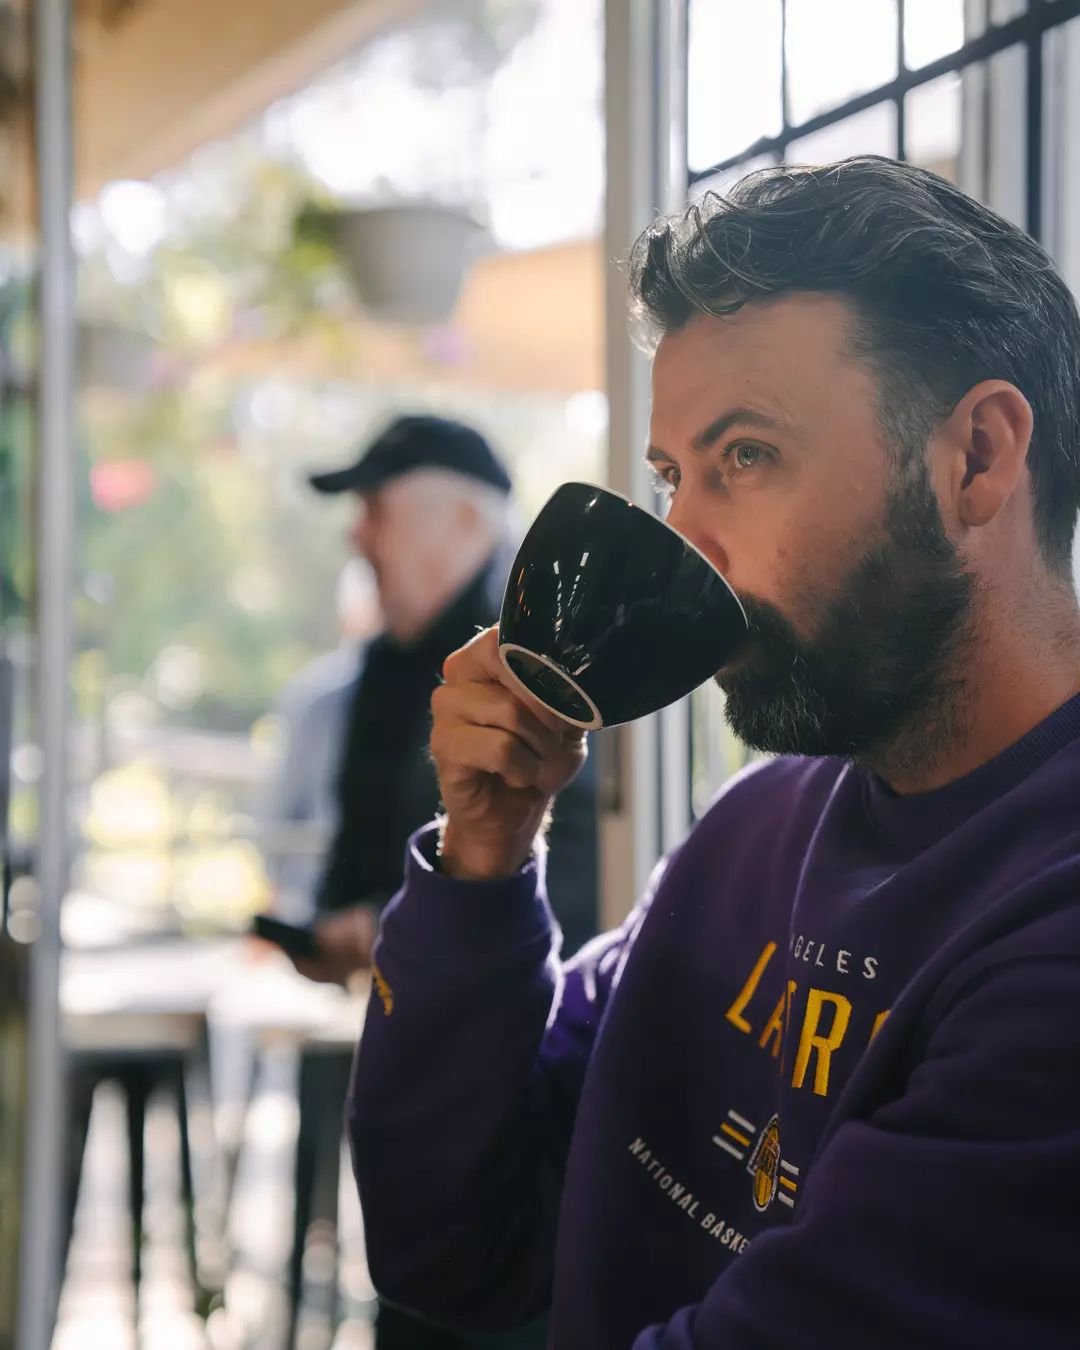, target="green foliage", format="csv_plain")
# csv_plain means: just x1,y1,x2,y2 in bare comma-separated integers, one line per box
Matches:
76,149,358,730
